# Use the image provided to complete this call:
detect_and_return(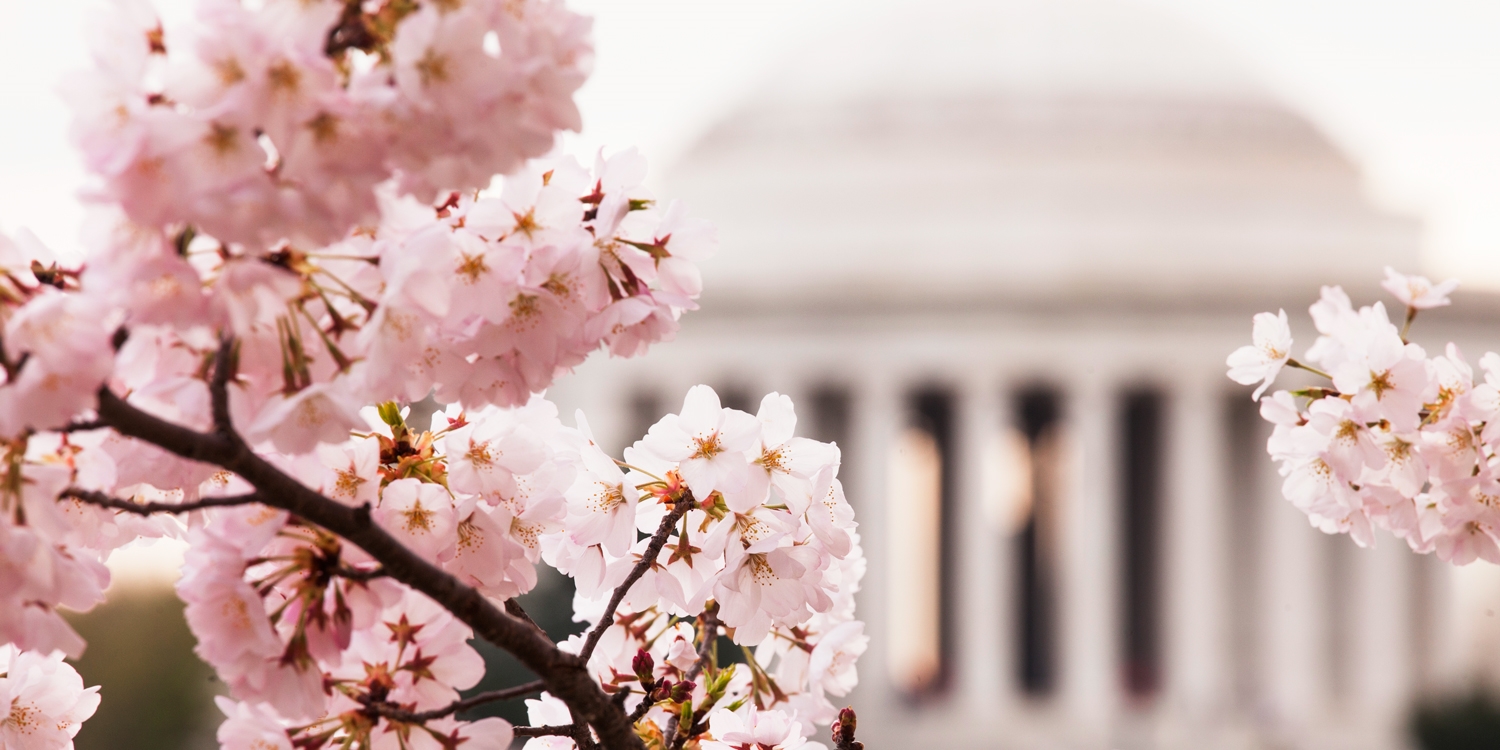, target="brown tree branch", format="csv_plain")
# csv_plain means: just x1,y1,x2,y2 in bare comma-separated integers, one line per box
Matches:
93,386,645,750
59,419,107,433
209,336,242,446
60,487,264,516
660,603,718,749
578,495,694,662
363,680,544,723
513,724,582,738
335,565,389,583
687,604,719,682
624,691,656,724
505,597,549,638
514,722,602,750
